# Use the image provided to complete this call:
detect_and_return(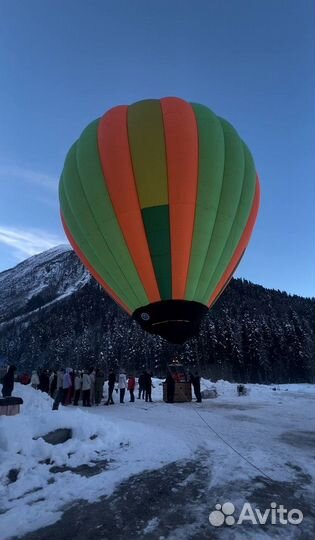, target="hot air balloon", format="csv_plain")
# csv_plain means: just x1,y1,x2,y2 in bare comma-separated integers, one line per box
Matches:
59,97,260,344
